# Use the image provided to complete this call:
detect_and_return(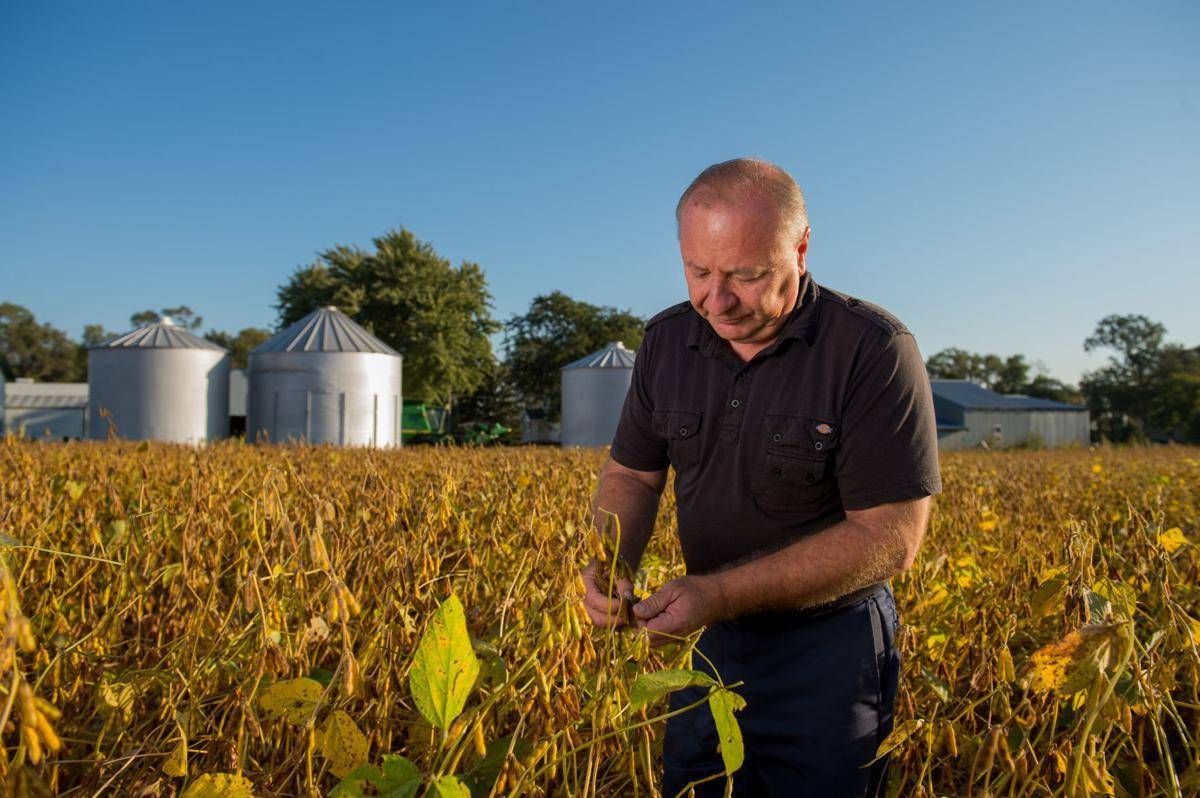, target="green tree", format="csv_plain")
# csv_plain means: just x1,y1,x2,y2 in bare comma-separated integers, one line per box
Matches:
1024,374,1082,405
1080,314,1199,442
204,327,271,369
925,348,995,386
73,323,120,379
504,291,645,419
275,228,501,404
450,359,523,443
926,348,1034,394
130,305,203,330
0,303,84,381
